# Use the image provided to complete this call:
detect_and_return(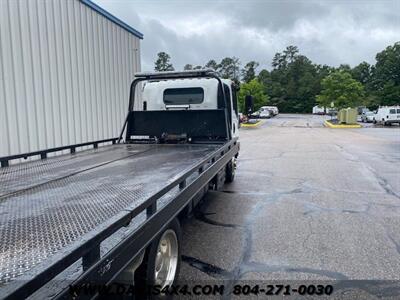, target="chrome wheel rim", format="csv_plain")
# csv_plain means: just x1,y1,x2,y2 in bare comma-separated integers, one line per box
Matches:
232,158,237,176
154,229,178,288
